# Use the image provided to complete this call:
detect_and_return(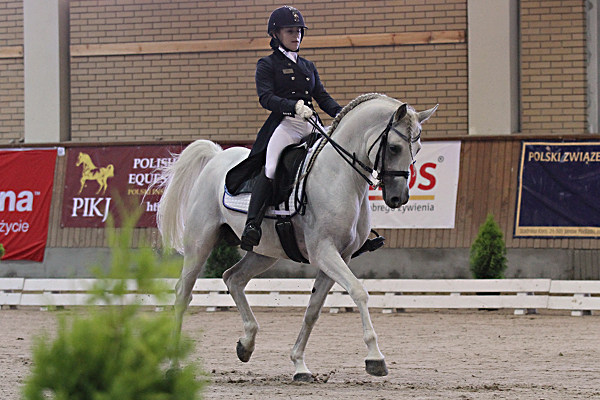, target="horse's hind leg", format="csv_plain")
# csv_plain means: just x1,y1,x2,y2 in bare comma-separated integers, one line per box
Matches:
290,270,334,382
171,226,221,368
223,252,277,363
